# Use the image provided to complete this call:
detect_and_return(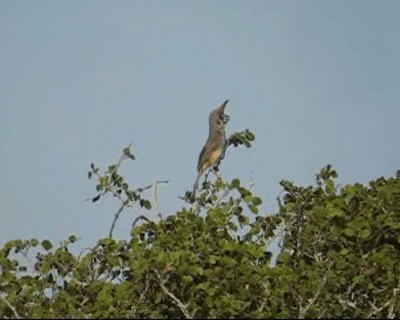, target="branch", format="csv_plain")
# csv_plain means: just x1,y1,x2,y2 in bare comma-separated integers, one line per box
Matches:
109,200,129,238
151,180,162,219
131,273,150,317
108,180,170,238
215,183,231,207
368,299,391,318
133,179,170,194
131,215,151,231
153,269,192,319
0,294,21,319
298,264,331,319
